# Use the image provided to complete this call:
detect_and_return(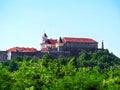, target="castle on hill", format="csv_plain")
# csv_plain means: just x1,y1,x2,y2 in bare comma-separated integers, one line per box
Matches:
40,33,98,55
0,33,103,62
